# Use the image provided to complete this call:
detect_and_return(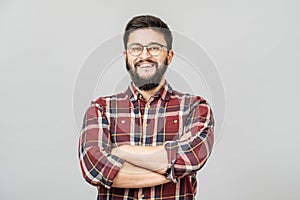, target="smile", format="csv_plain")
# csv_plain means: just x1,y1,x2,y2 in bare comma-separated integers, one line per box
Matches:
136,62,156,68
